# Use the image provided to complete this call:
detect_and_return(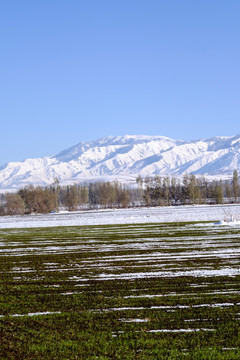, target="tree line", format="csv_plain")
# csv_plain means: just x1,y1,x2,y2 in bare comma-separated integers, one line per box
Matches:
0,171,239,215
0,180,134,215
140,170,239,207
